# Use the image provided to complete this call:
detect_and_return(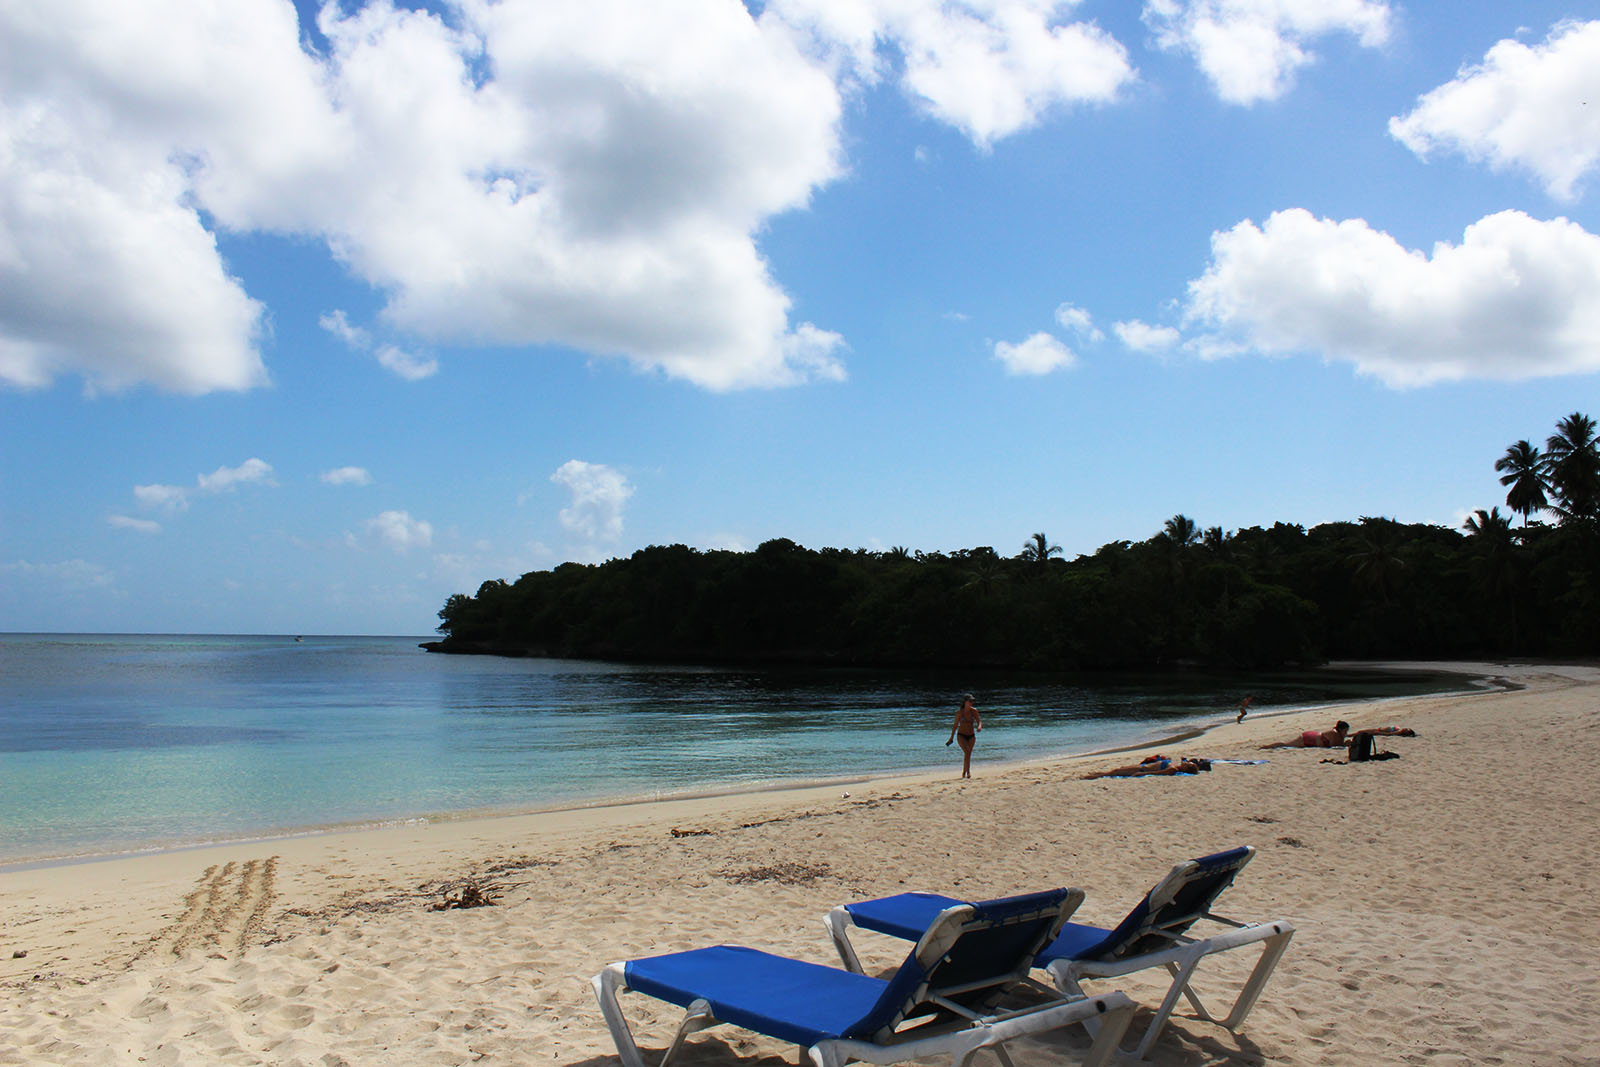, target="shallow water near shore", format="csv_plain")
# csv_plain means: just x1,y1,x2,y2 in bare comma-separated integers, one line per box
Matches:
0,633,1472,864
